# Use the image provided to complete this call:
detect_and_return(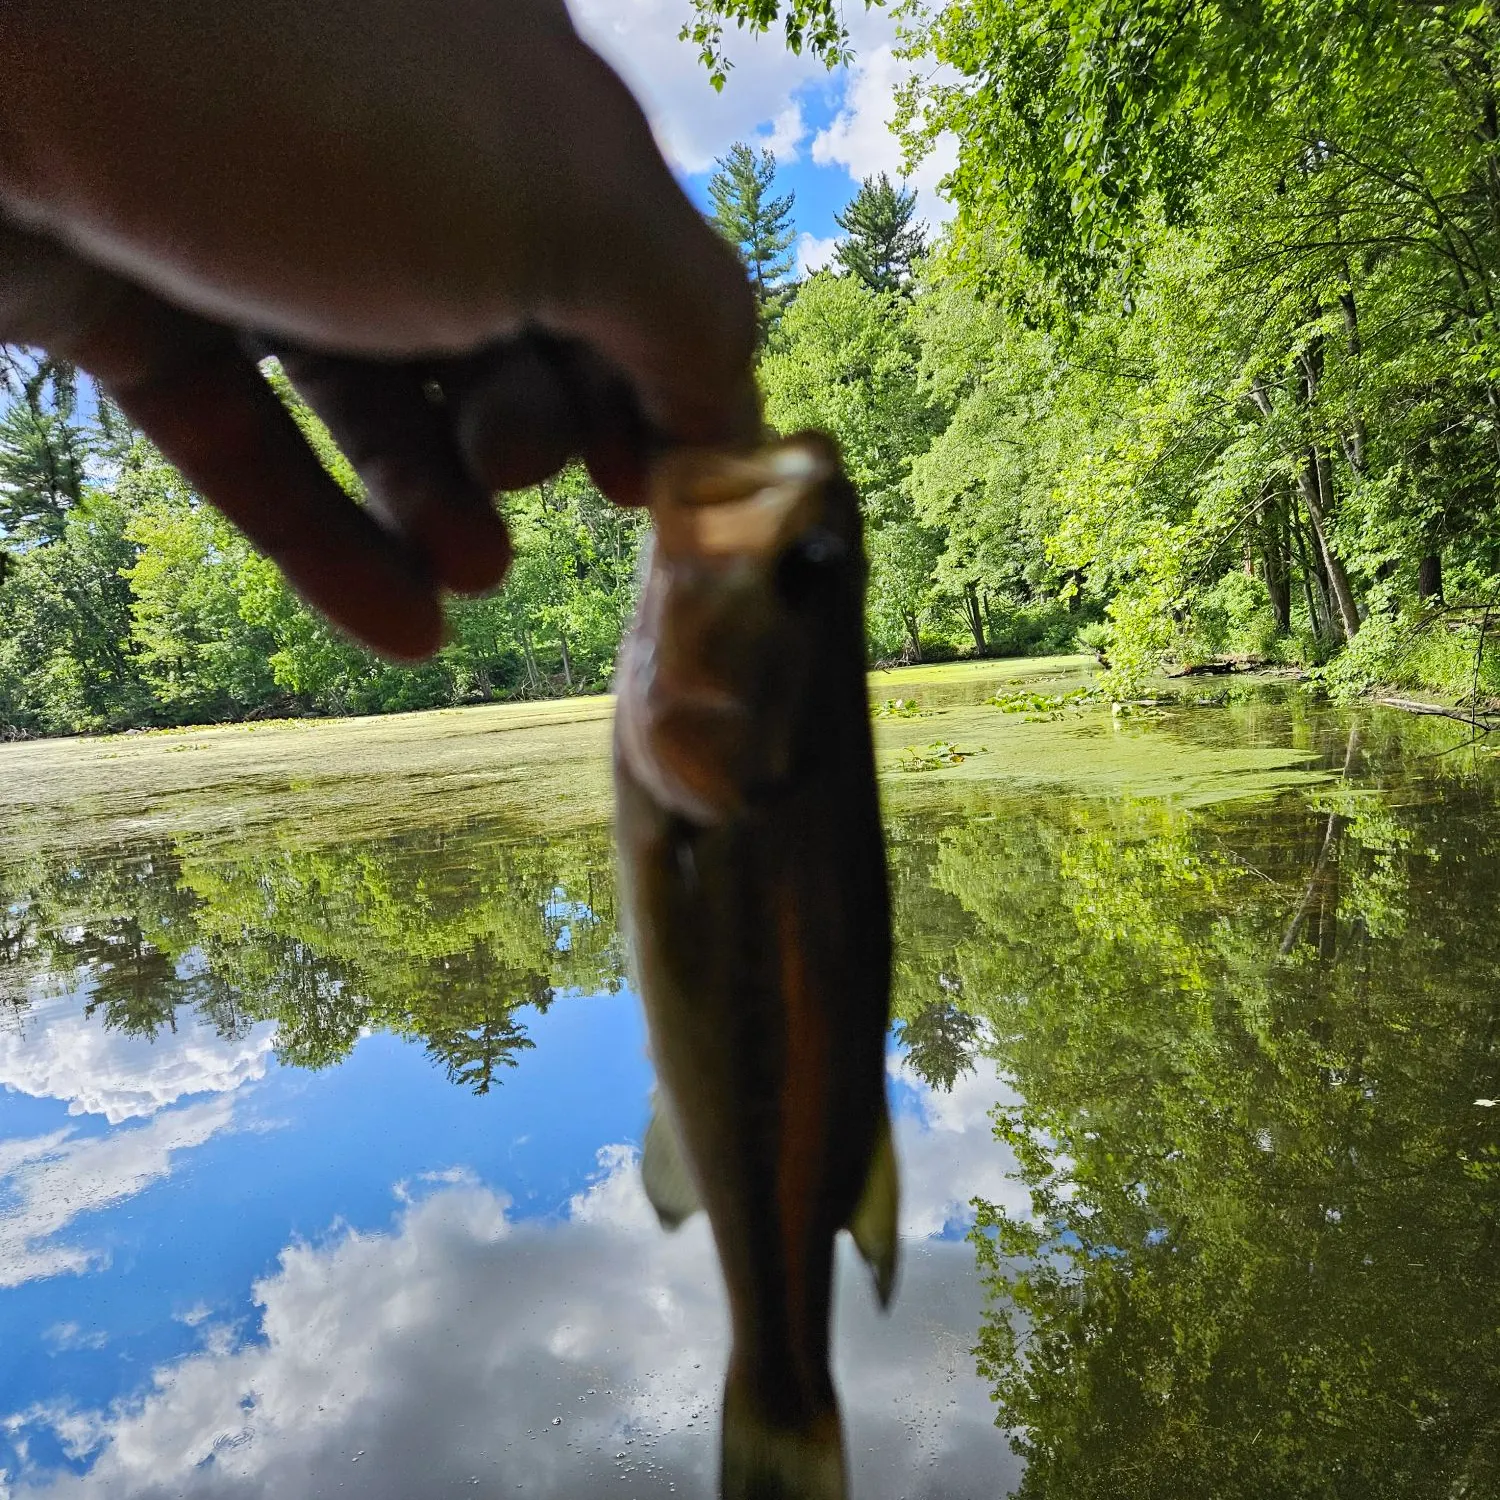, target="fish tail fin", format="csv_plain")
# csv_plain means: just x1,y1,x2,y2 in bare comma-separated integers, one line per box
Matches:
720,1376,846,1500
